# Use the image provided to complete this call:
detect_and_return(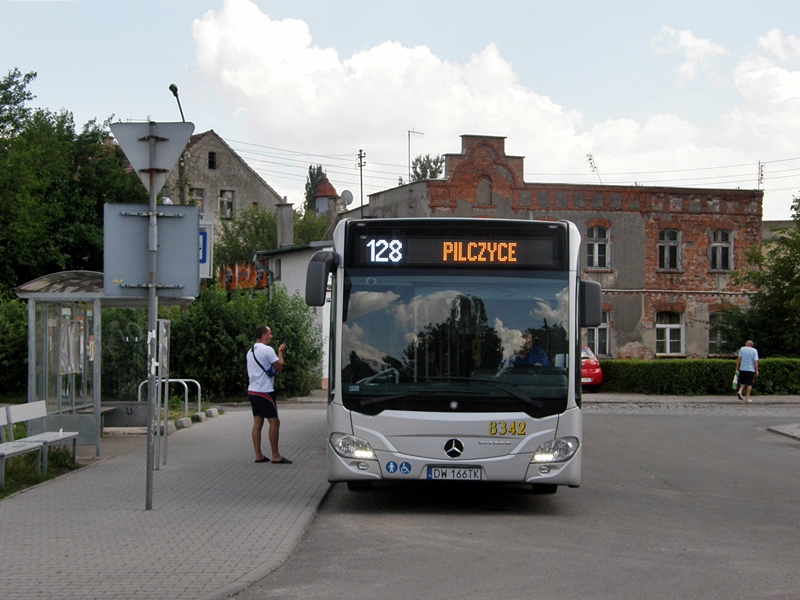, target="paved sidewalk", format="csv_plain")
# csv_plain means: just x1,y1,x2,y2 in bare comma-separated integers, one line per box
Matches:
0,400,328,600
